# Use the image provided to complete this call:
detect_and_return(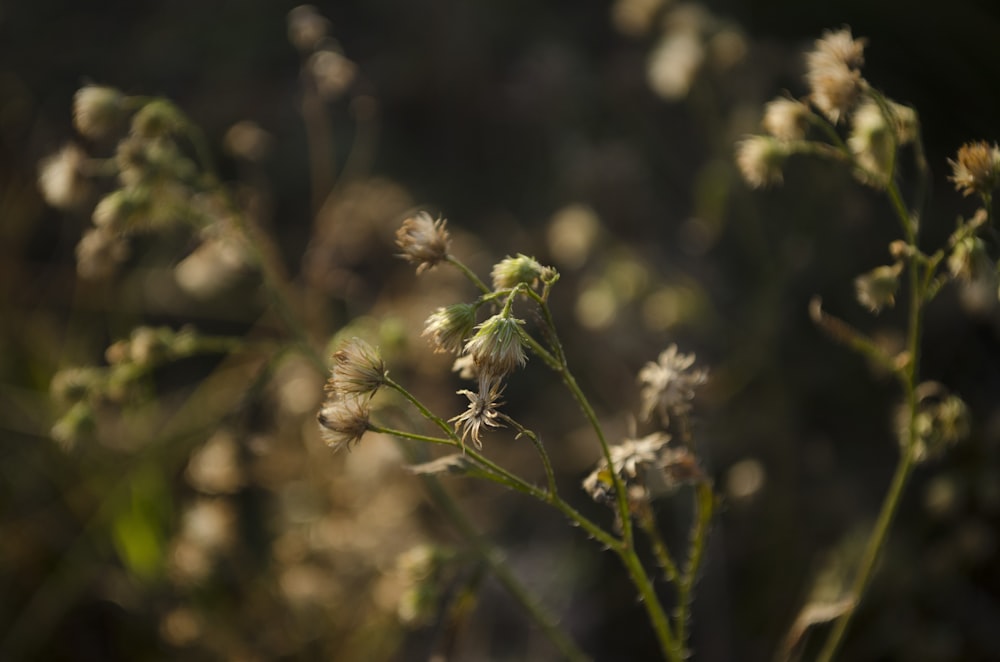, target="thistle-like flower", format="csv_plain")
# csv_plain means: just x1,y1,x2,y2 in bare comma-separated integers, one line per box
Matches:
423,303,477,354
582,432,671,503
463,313,527,378
73,85,126,140
735,135,788,188
491,254,554,290
449,378,505,449
762,97,810,141
805,28,866,124
949,141,1000,198
396,211,451,273
638,344,708,425
327,337,387,399
316,397,371,452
